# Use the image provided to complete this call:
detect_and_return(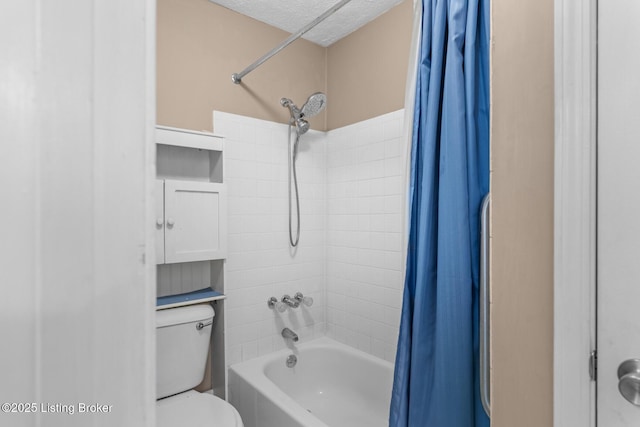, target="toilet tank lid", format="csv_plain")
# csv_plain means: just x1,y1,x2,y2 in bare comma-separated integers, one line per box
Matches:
156,304,214,328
